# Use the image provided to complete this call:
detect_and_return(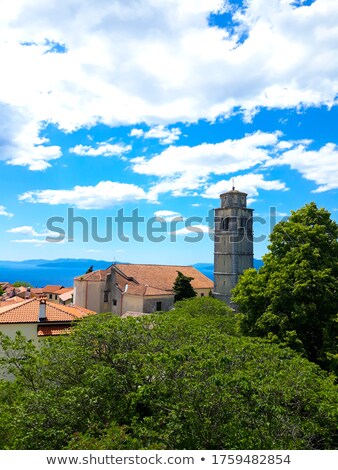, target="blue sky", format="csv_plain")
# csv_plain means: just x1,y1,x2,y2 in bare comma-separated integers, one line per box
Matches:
0,0,337,264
